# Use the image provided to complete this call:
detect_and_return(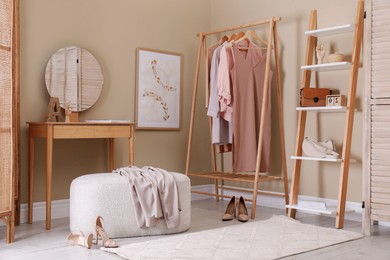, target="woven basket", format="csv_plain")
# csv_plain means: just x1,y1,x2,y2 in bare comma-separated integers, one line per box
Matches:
328,53,346,63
